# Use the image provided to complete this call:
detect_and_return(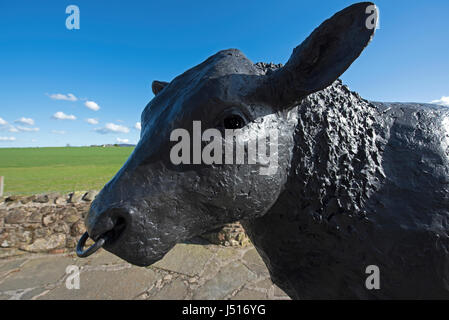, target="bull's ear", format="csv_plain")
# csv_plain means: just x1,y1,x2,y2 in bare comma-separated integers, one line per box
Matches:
260,2,378,109
152,80,169,95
